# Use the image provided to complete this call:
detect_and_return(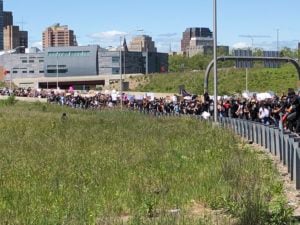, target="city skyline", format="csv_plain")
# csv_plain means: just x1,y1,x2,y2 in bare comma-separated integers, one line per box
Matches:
5,0,300,52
